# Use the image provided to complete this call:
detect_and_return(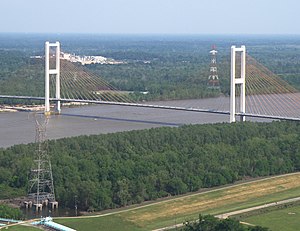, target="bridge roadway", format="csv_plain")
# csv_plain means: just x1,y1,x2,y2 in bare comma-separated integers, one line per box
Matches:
1,95,300,121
